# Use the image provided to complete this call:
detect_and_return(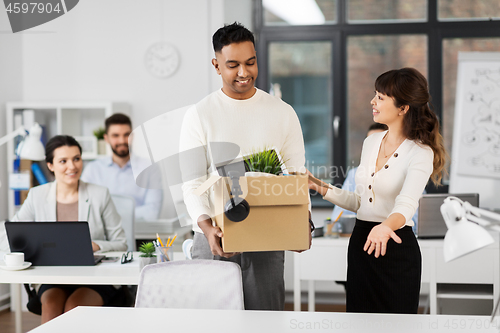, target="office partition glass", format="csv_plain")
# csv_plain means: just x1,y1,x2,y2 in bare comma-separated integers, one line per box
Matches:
268,41,333,178
438,0,500,21
347,34,427,168
347,0,427,23
263,0,336,26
